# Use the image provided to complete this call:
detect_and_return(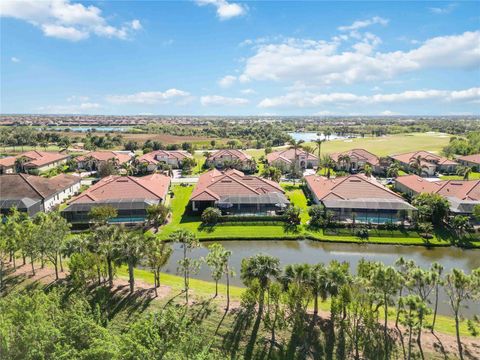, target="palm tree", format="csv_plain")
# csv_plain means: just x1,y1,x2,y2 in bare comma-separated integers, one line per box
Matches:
338,154,351,171
121,162,135,176
456,166,472,180
92,225,122,288
288,139,304,182
118,230,147,293
320,155,335,178
387,162,400,178
145,237,173,297
363,164,373,177
313,138,325,166
409,155,428,176
308,263,328,319
169,229,199,304
14,156,29,173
